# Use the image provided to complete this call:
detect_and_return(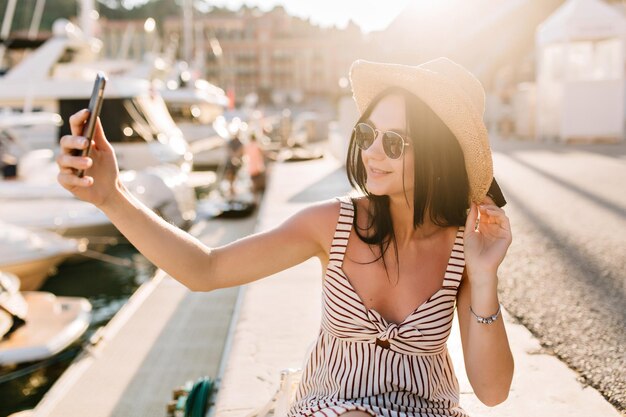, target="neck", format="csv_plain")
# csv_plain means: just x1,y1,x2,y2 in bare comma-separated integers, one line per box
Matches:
387,193,445,247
